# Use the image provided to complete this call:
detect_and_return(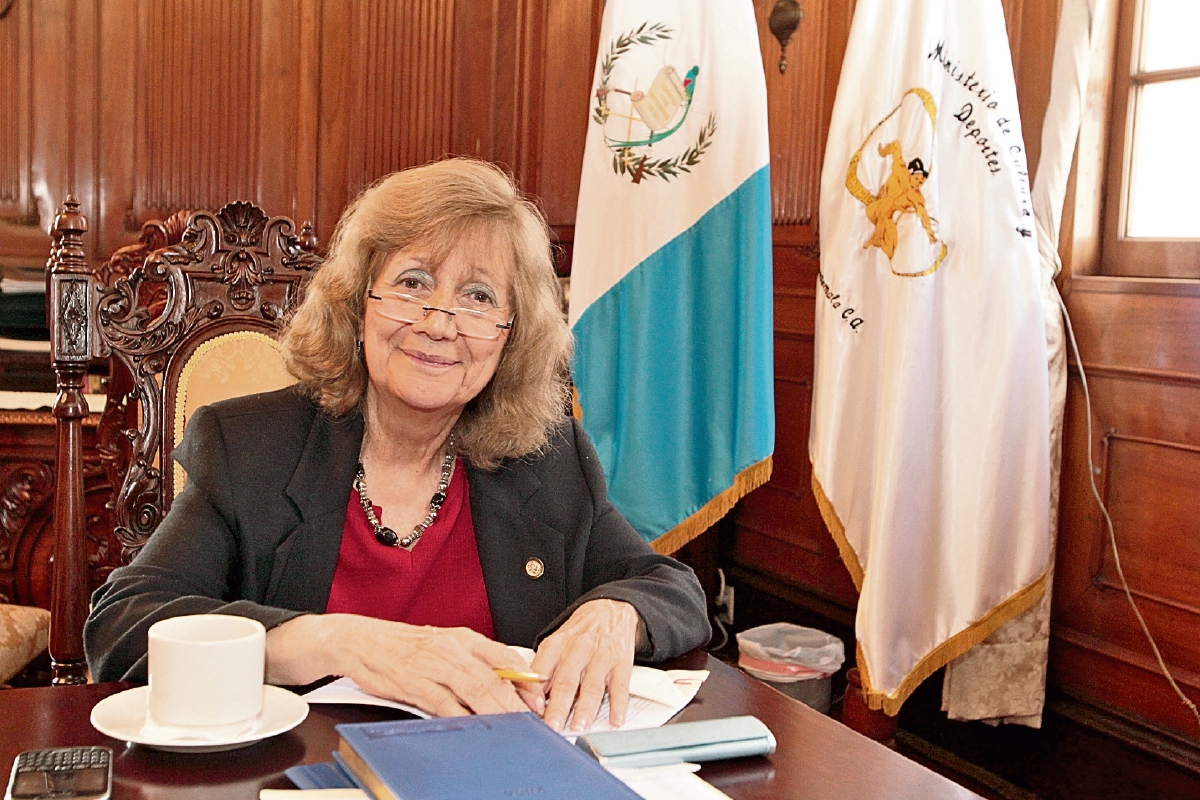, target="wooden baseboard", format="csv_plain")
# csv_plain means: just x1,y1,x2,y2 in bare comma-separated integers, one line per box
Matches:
895,730,1038,800
1049,690,1200,777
